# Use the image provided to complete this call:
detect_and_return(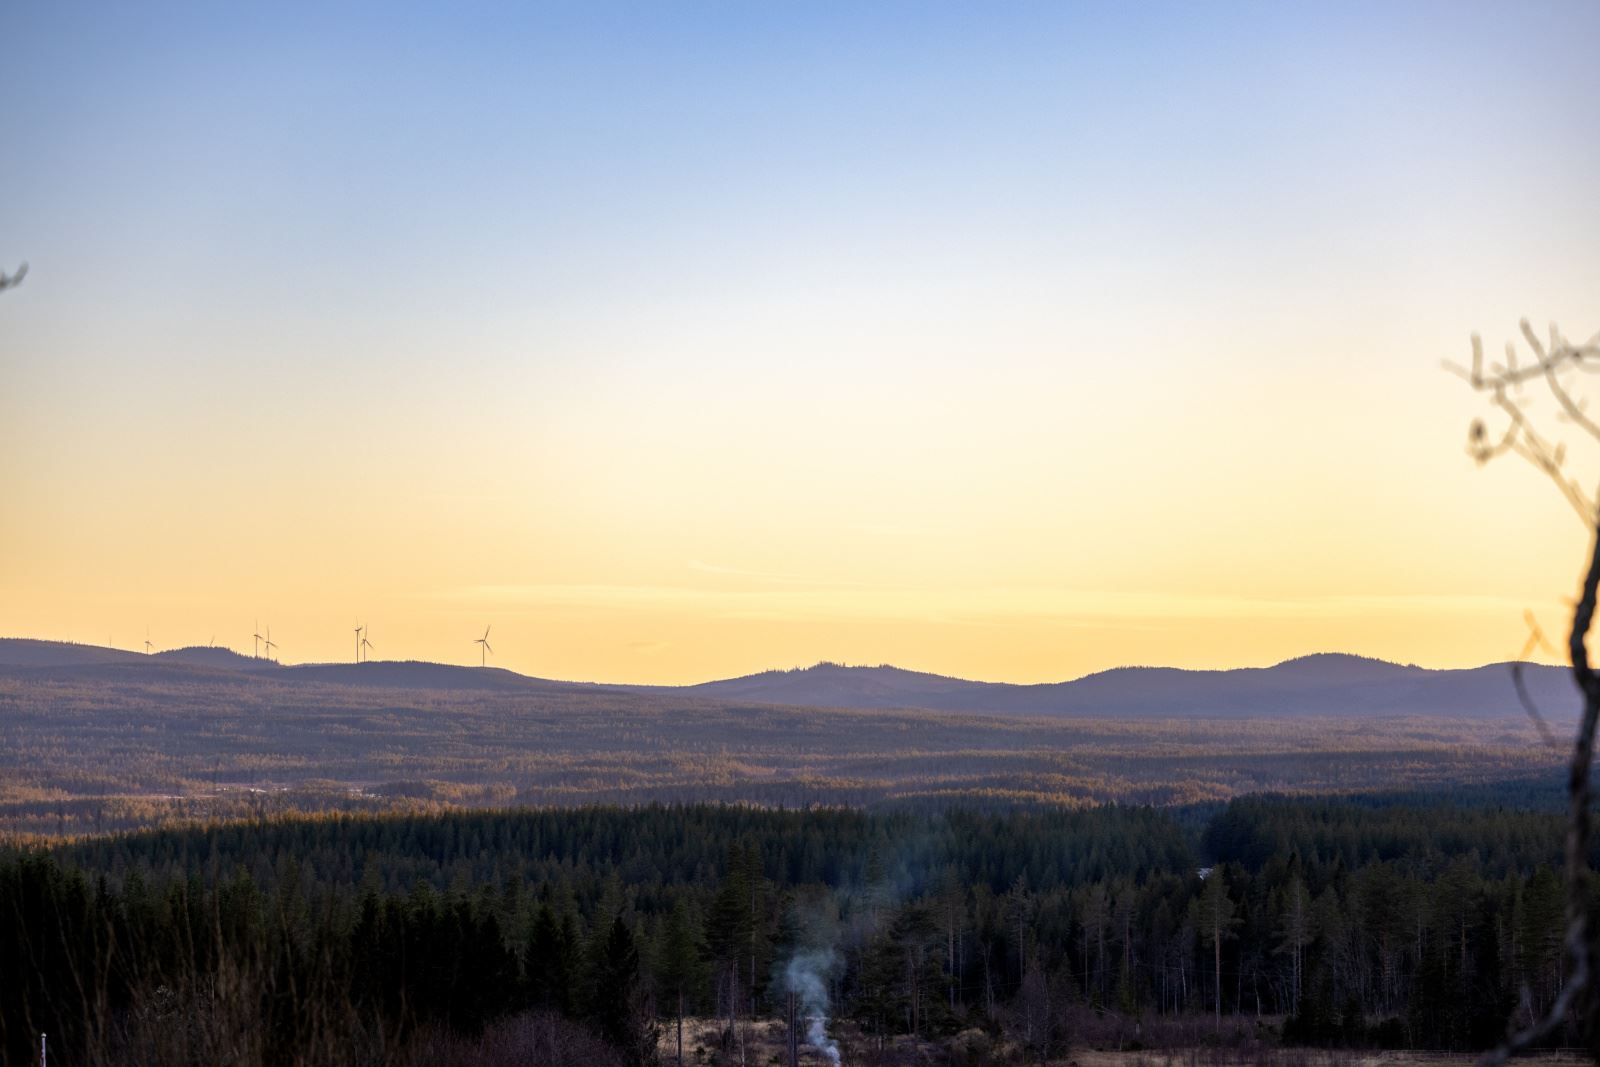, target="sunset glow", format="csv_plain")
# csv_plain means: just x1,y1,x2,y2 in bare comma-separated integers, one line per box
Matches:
3,3,1598,682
